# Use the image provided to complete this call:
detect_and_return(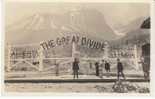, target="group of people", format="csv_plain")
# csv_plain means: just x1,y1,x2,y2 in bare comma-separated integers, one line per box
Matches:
94,58,125,79
72,58,126,80
94,60,110,77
